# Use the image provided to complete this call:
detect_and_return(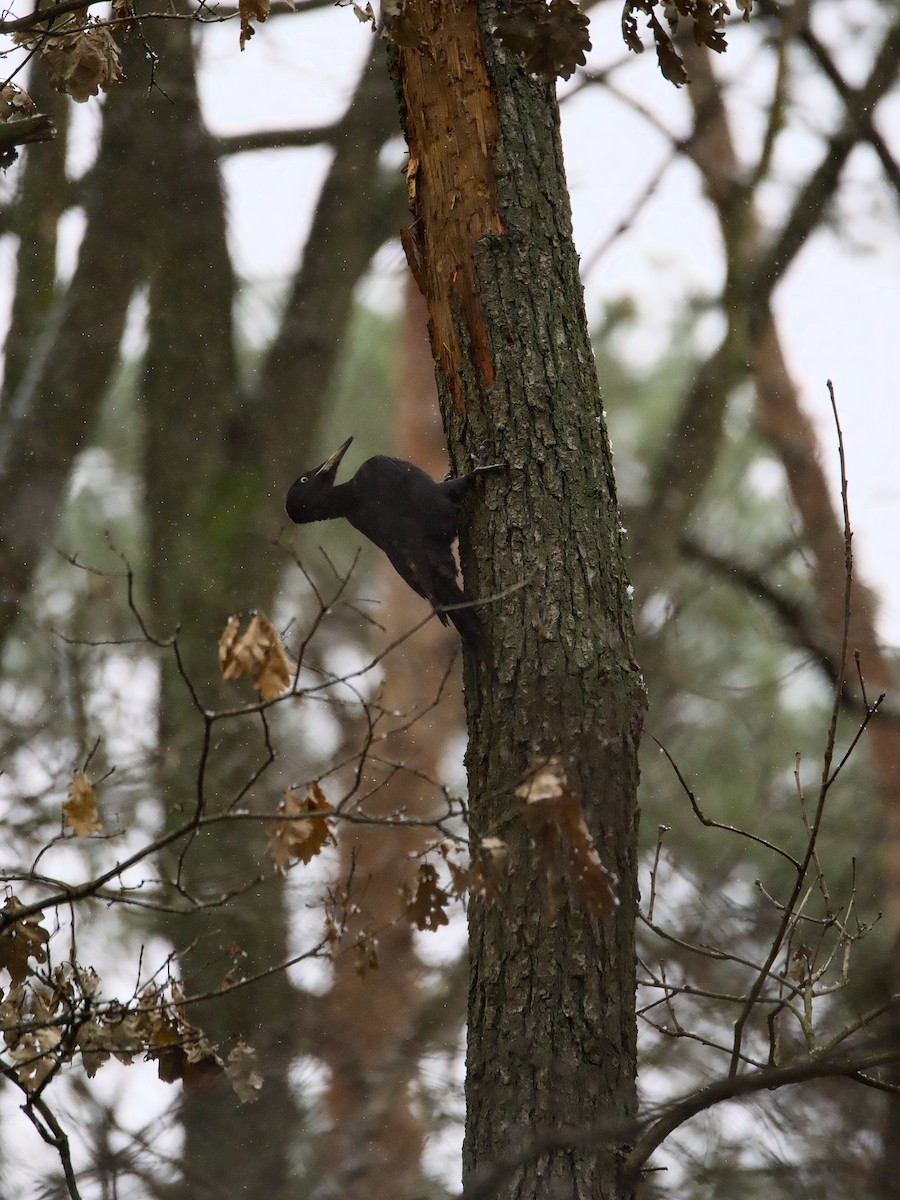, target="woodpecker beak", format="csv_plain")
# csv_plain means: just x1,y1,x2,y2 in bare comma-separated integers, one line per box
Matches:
317,435,353,476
